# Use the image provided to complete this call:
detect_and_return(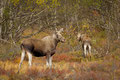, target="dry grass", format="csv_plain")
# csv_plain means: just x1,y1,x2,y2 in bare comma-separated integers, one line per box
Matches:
0,53,120,80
